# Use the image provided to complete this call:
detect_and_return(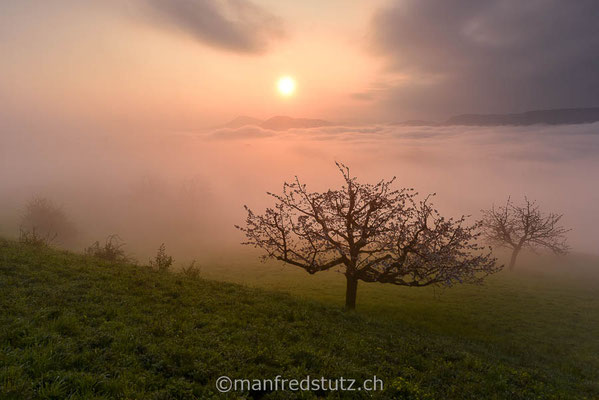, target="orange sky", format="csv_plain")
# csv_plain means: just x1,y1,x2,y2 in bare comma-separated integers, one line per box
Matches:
0,1,390,132
2,1,598,132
